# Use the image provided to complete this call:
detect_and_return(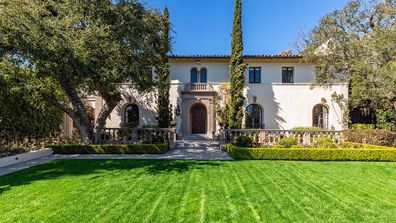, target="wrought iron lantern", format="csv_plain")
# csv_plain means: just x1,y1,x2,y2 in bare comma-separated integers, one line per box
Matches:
175,105,181,116
216,106,222,116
